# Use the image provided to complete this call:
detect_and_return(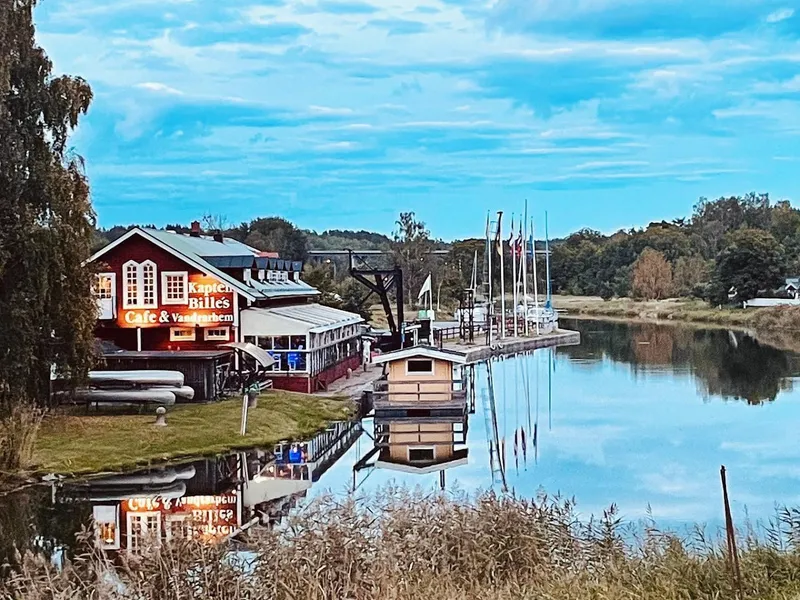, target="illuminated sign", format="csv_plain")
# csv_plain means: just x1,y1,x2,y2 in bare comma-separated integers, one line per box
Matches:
119,274,235,328
122,494,240,541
